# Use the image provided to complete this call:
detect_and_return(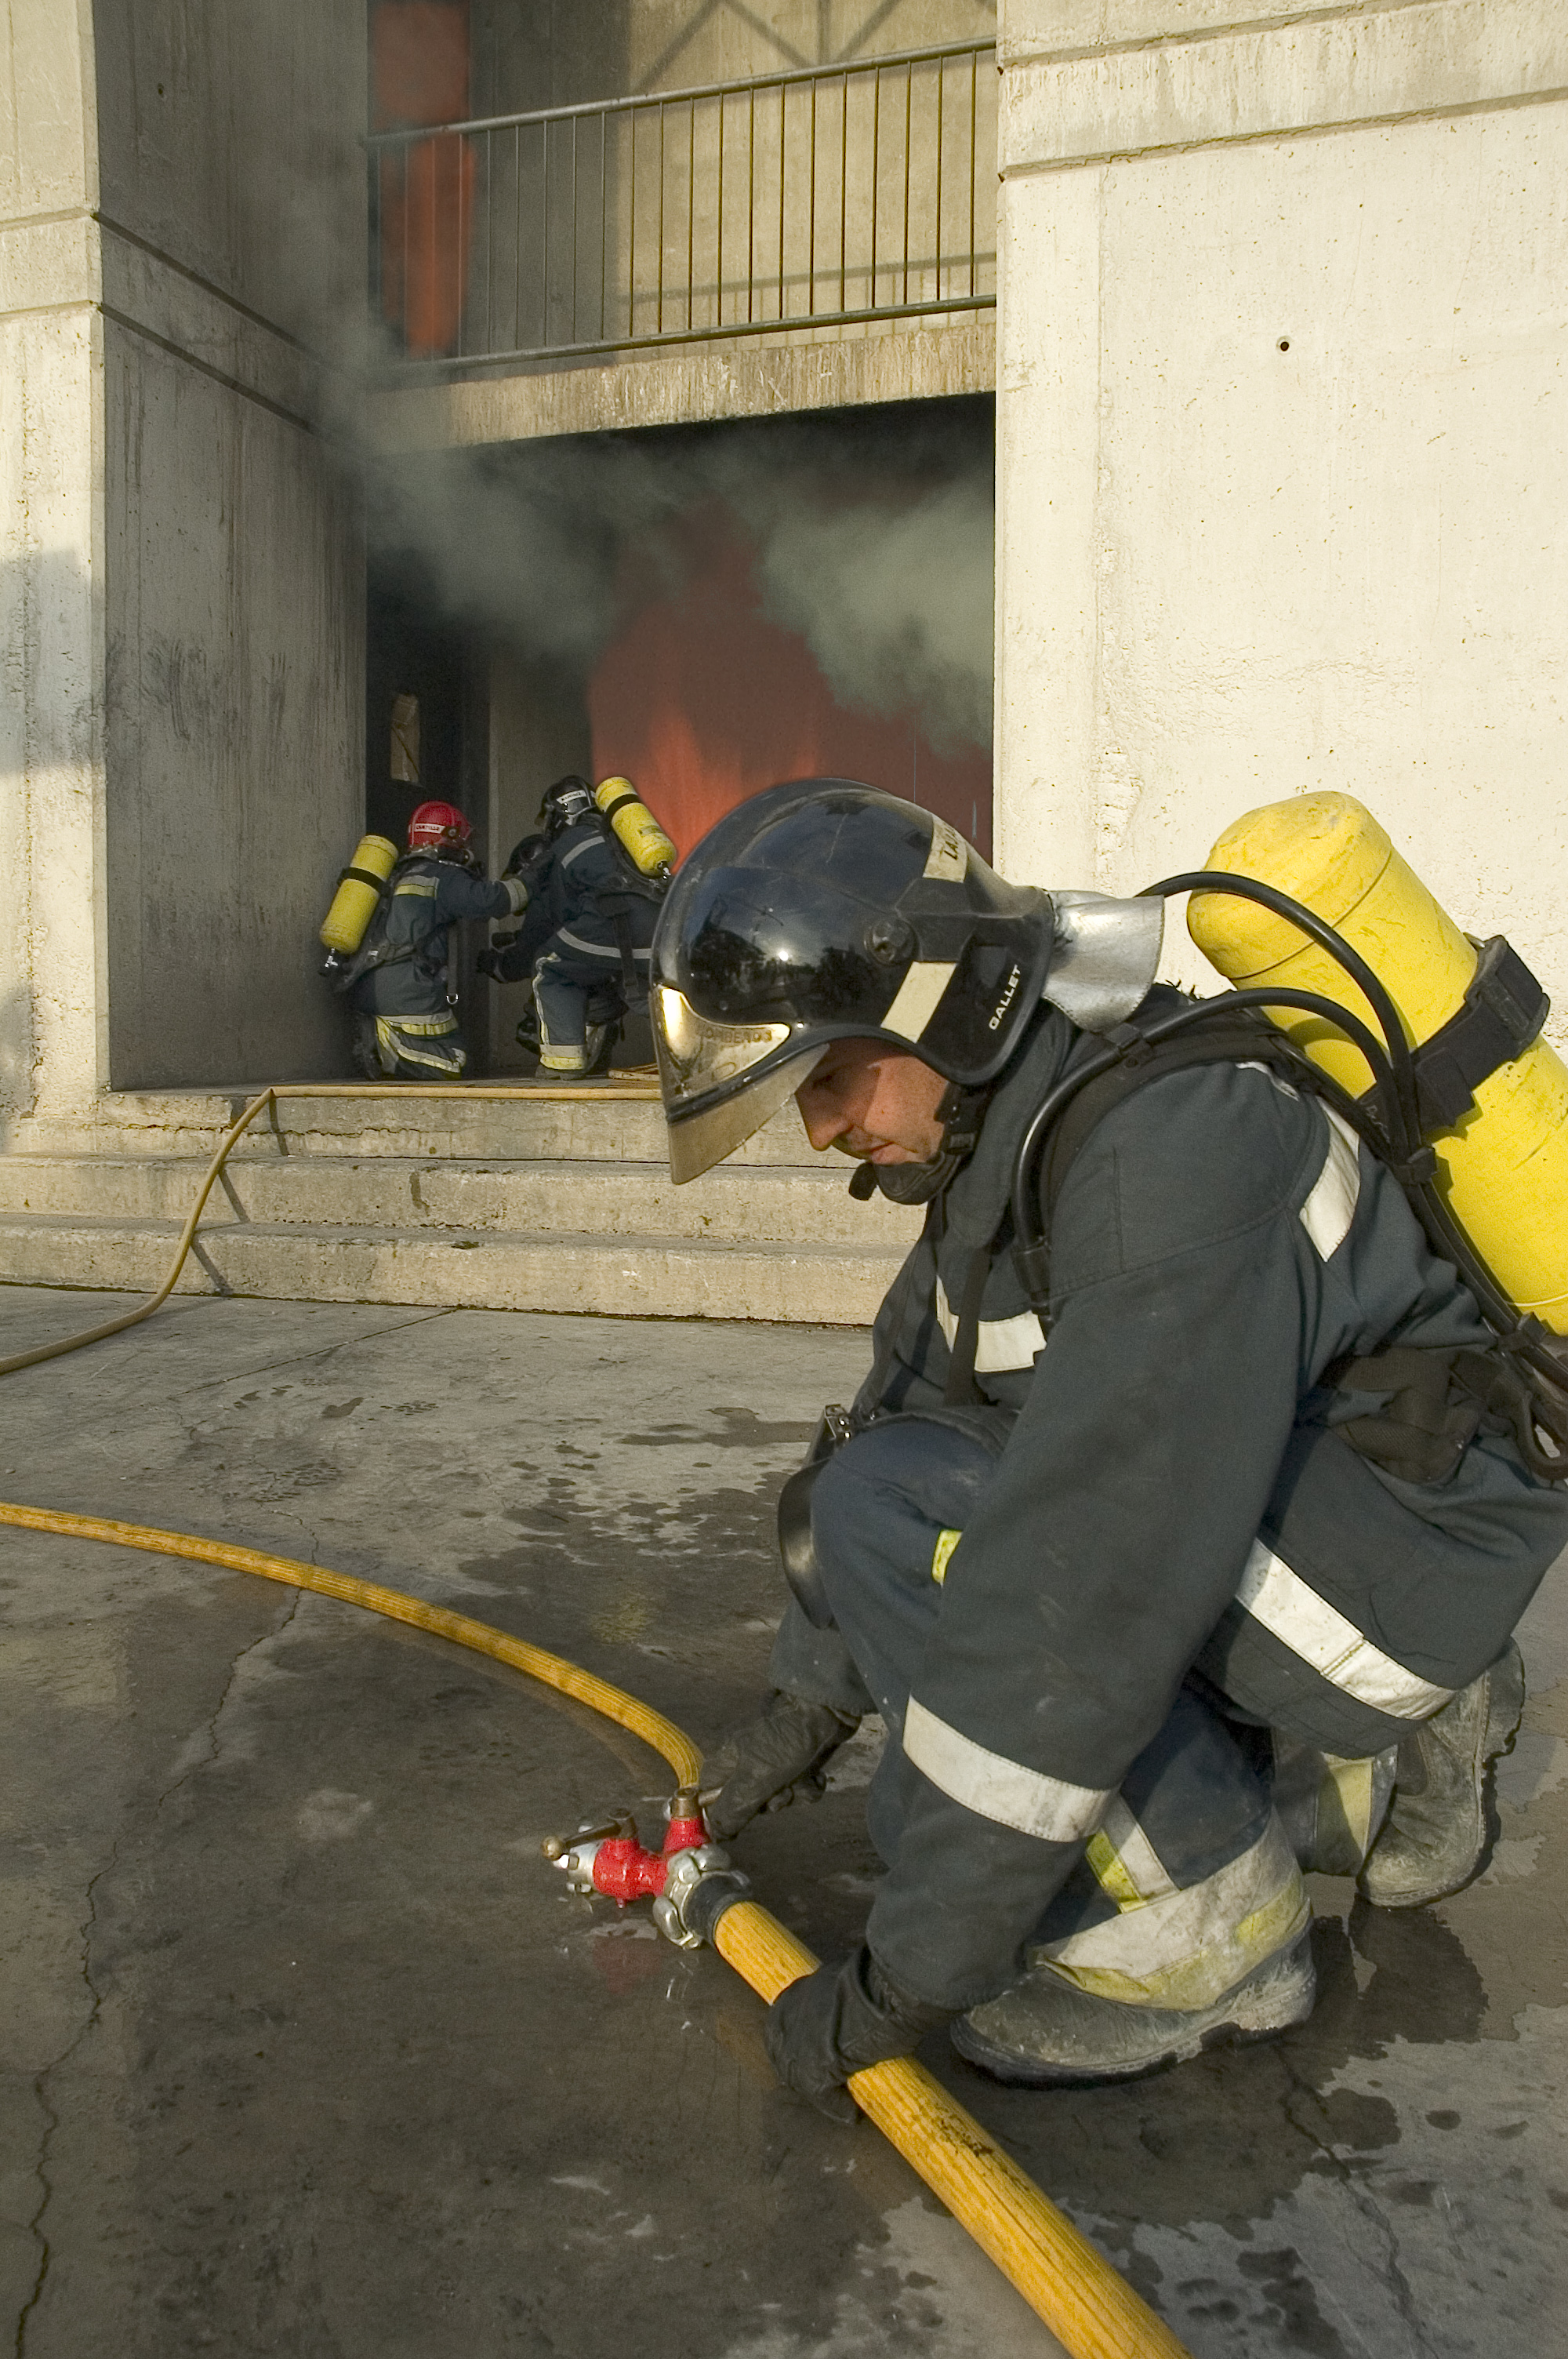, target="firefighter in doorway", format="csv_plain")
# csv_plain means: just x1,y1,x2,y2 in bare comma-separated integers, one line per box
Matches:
338,802,525,1080
481,776,665,1078
648,778,1568,2108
